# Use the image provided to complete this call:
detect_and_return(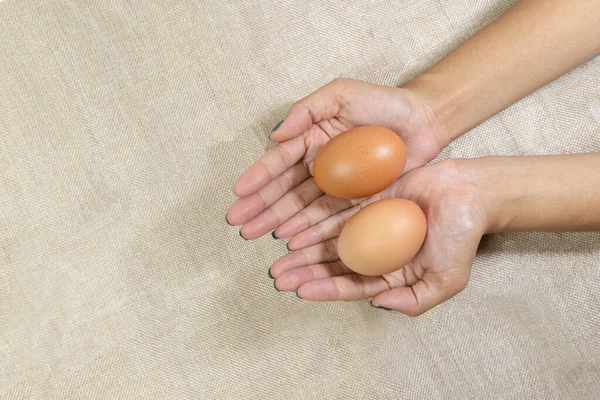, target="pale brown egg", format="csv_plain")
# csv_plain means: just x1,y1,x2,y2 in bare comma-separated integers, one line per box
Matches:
313,126,406,199
337,198,427,276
